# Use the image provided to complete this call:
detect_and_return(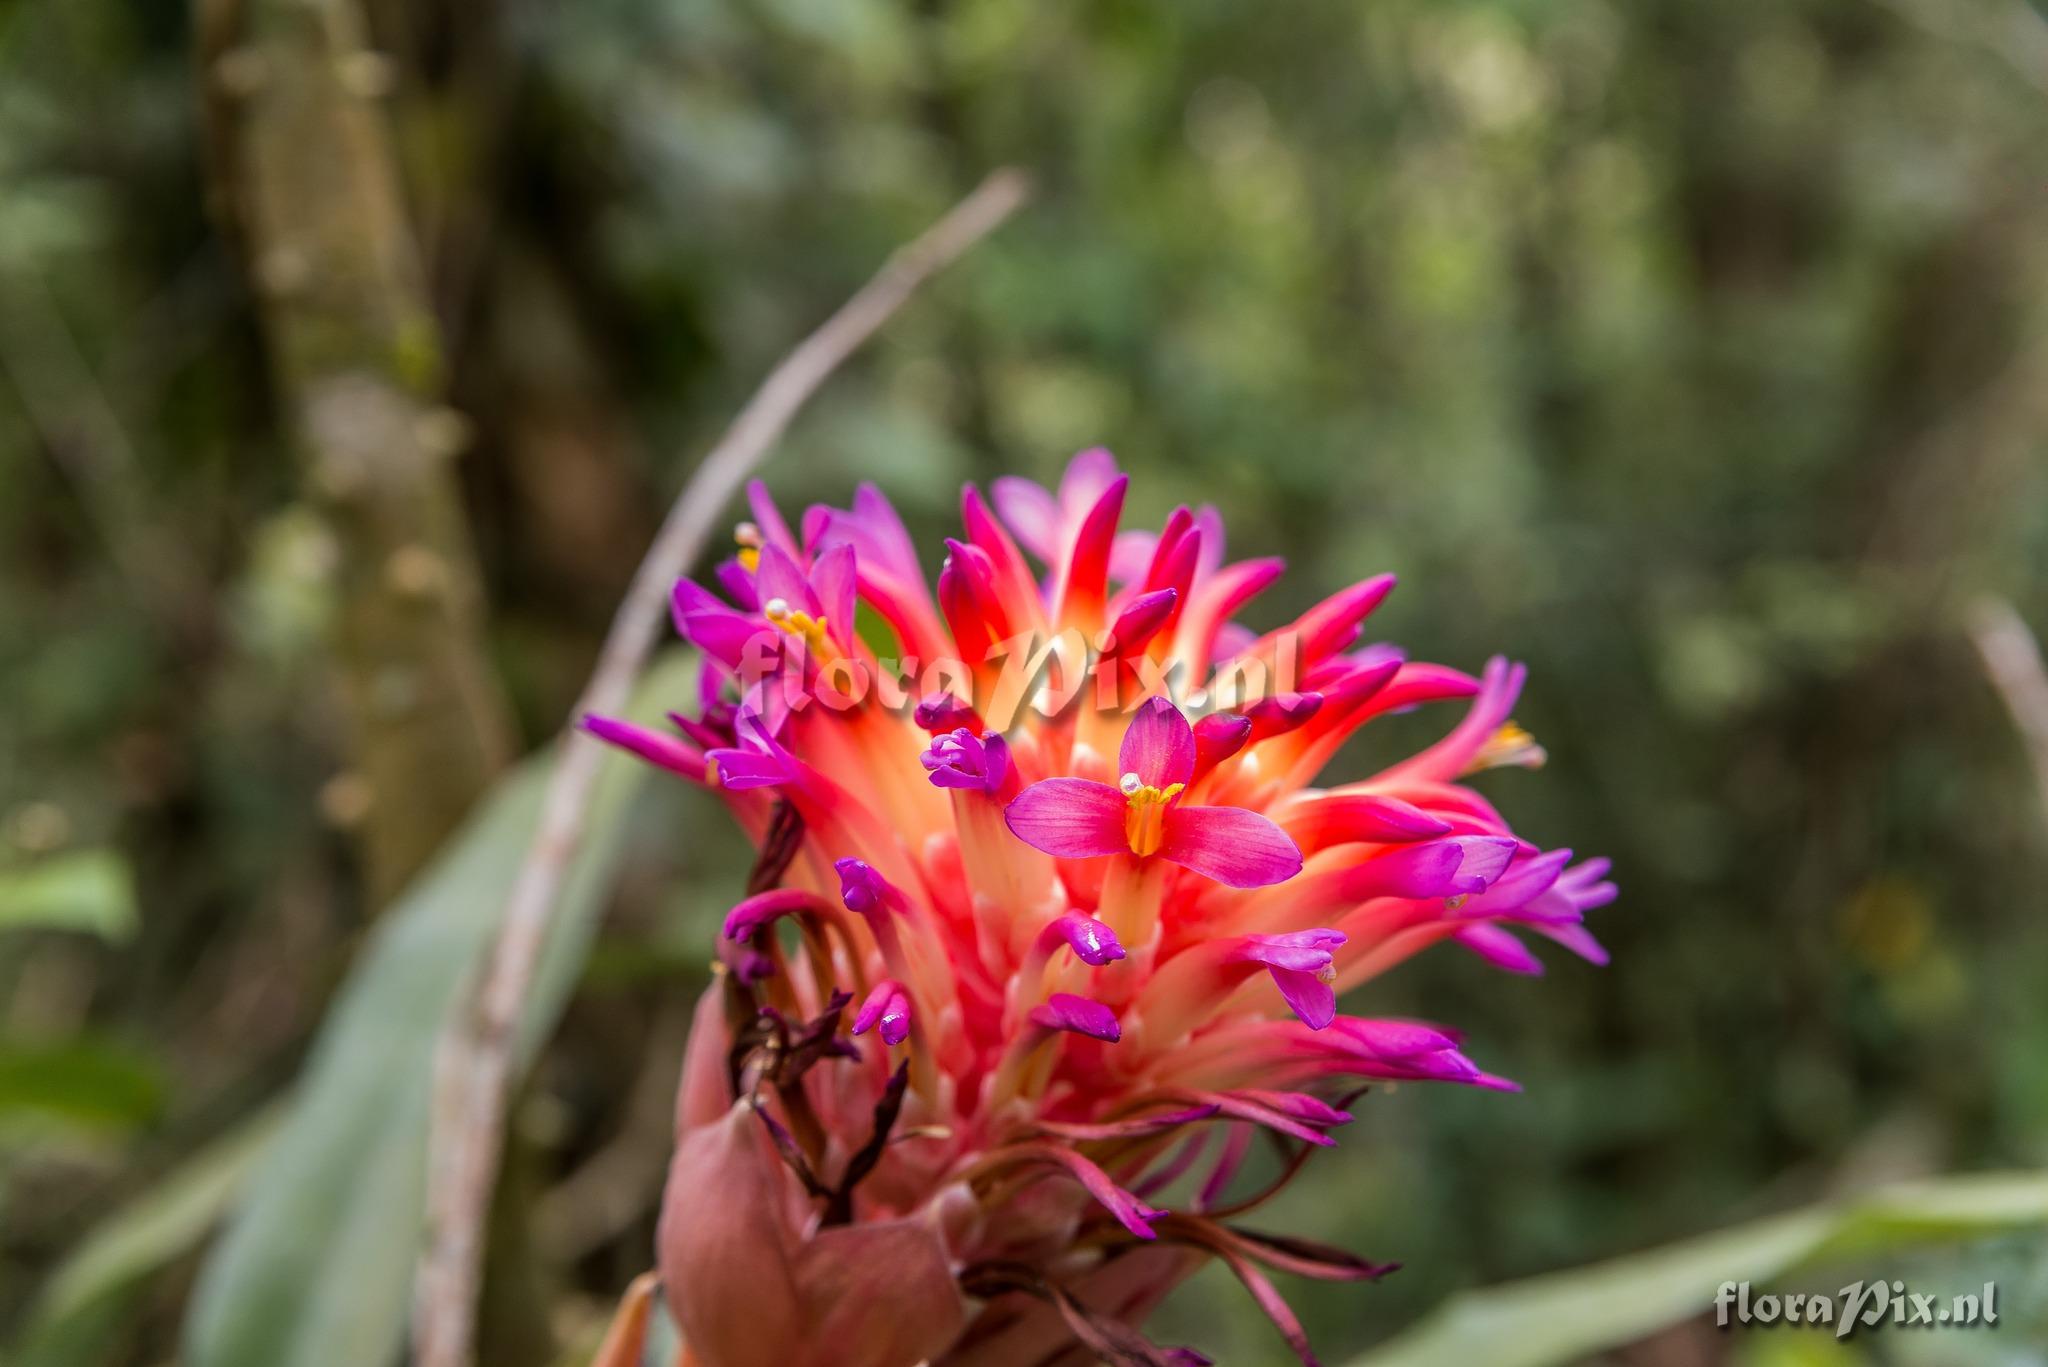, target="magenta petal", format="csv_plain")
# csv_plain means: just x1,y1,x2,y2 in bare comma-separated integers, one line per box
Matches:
1192,712,1252,778
834,857,904,916
670,575,735,622
1119,696,1197,788
1160,805,1304,888
1041,910,1127,965
744,478,800,557
753,542,817,619
991,475,1059,562
810,541,857,646
706,744,795,790
852,980,912,1044
1231,929,1346,974
913,693,977,733
1014,1142,1161,1240
582,715,707,783
679,610,768,669
1029,991,1121,1042
712,559,758,610
1269,966,1338,1029
1109,529,1158,585
1456,848,1572,916
1005,778,1128,858
1244,691,1323,742
1443,835,1519,893
1339,839,1473,900
921,727,1009,795
1329,1018,1461,1059
1538,920,1611,966
723,888,824,940
1107,587,1179,655
1235,1090,1353,1127
1455,923,1544,975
